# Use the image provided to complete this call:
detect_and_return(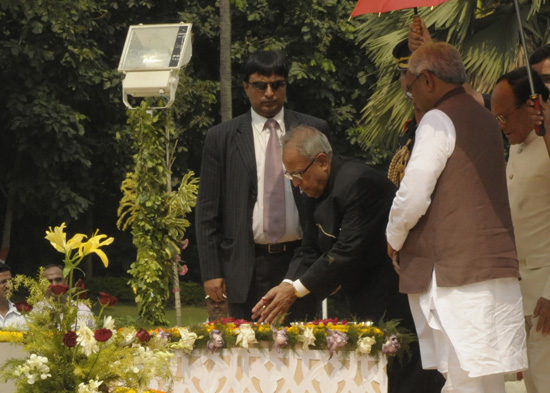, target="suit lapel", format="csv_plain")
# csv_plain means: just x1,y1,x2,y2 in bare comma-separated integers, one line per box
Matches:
234,111,258,192
284,109,297,132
